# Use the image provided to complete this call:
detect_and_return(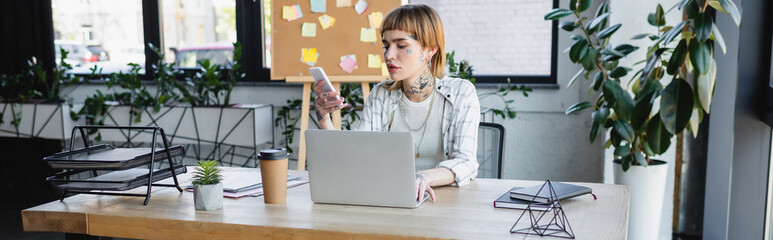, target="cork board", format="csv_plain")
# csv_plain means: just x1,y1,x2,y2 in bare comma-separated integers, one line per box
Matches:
270,0,401,80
